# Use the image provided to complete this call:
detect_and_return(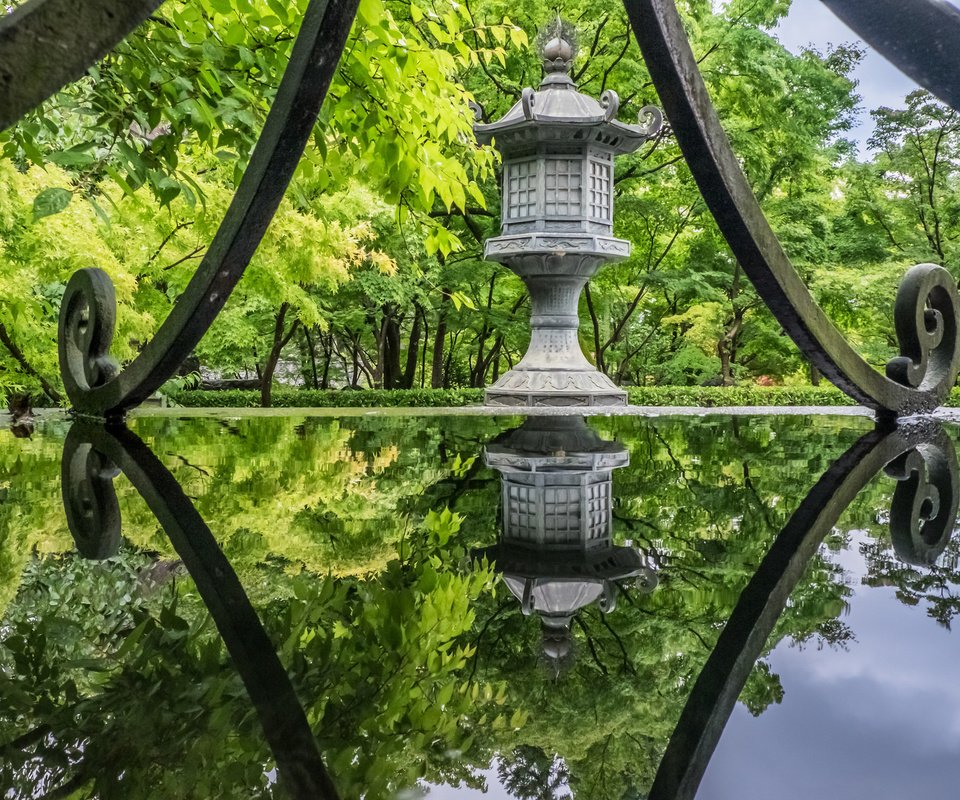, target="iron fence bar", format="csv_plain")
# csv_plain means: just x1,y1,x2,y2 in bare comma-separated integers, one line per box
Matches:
624,0,960,415
649,419,958,800
58,0,359,420
820,0,960,112
0,0,165,132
